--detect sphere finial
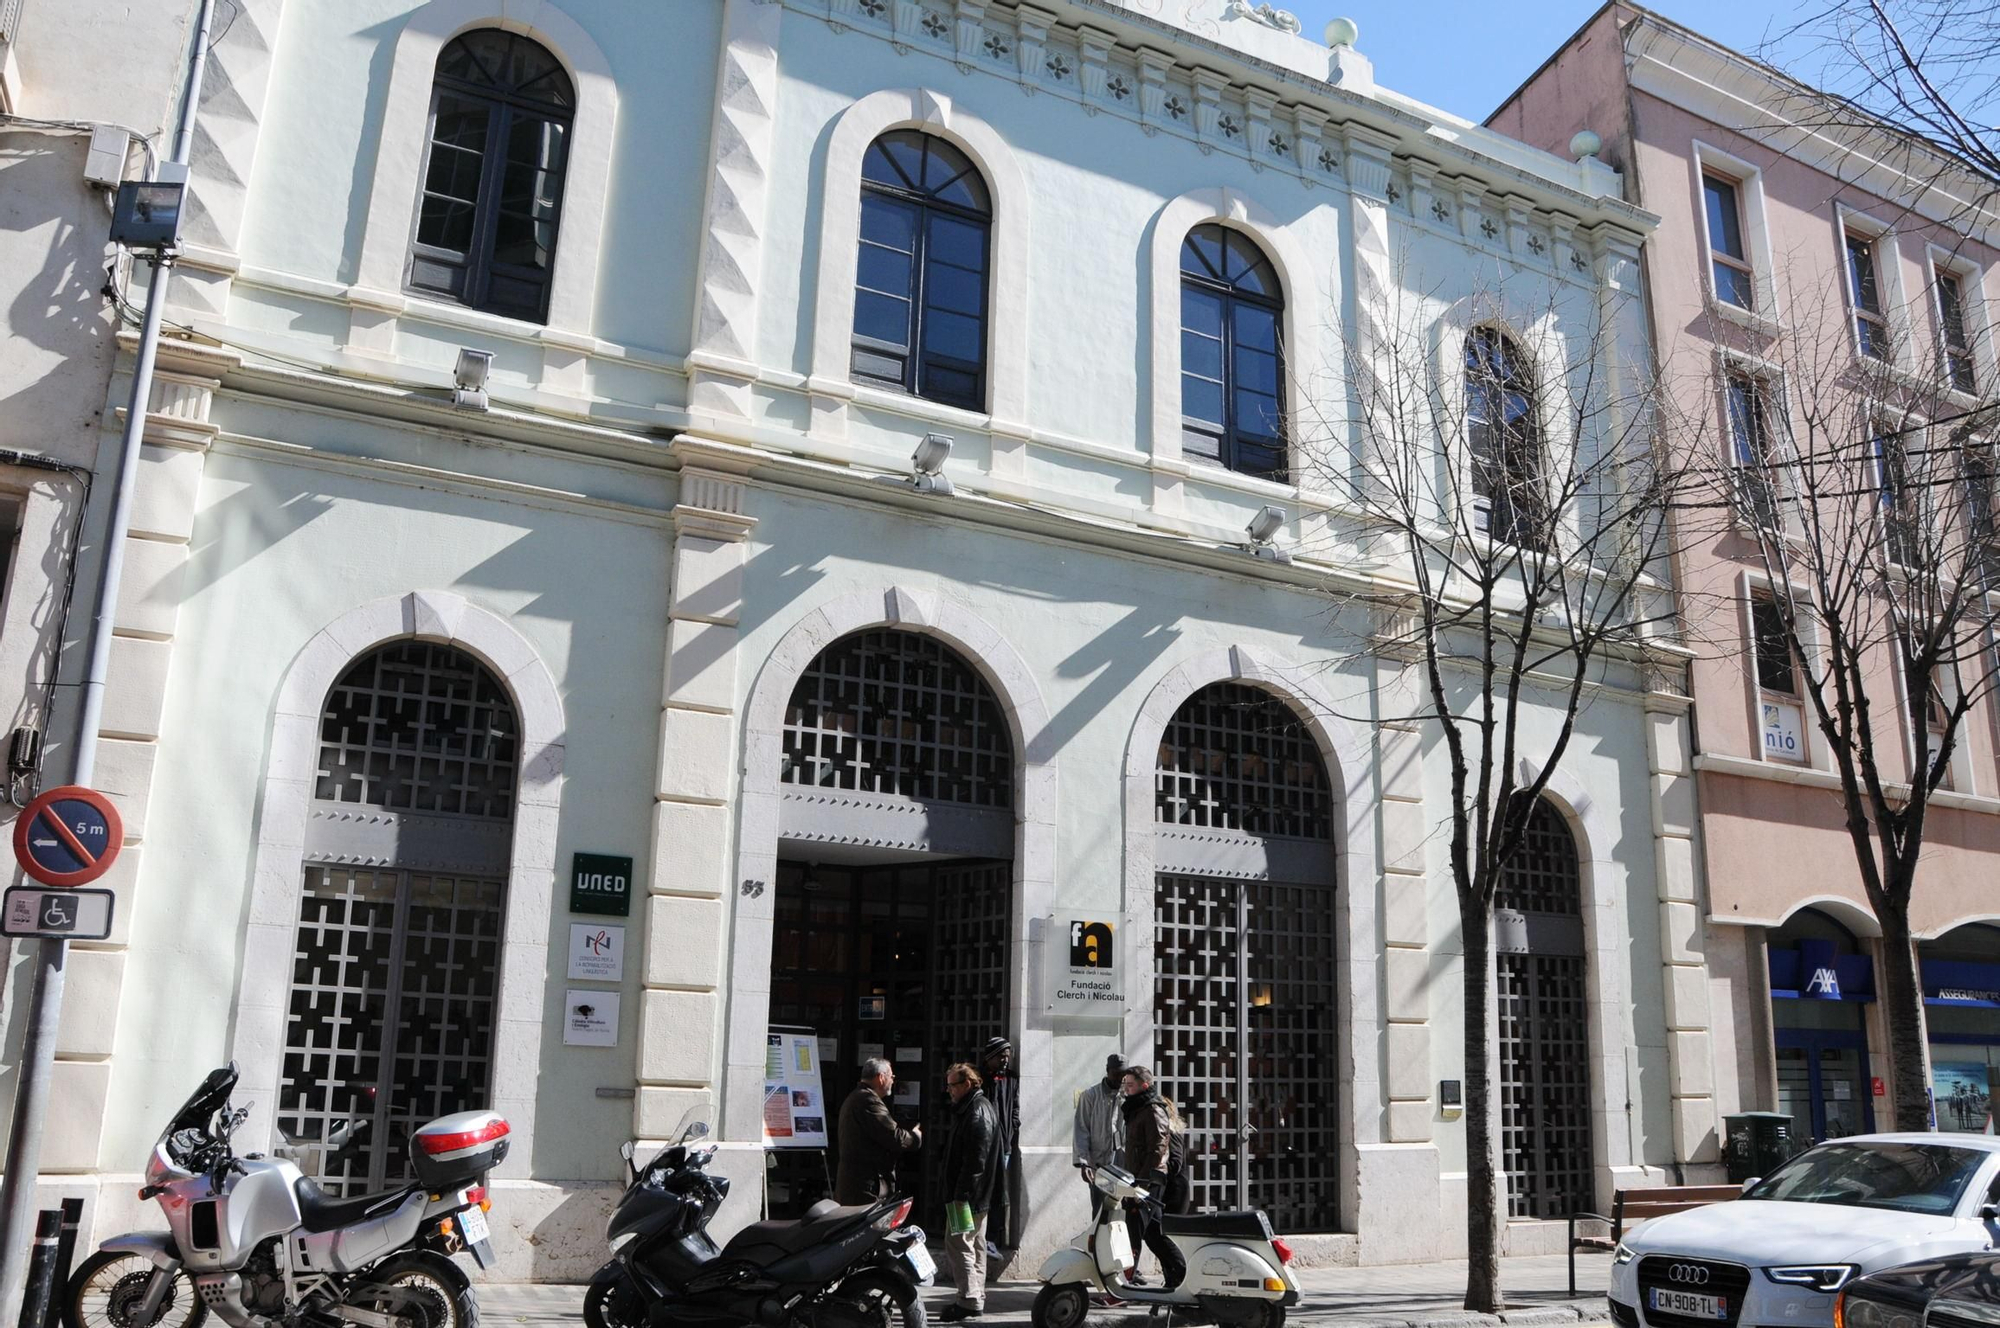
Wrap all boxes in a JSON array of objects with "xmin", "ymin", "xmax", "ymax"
[
  {"xmin": 1570, "ymin": 129, "xmax": 1604, "ymax": 161},
  {"xmin": 1324, "ymin": 16, "xmax": 1359, "ymax": 48}
]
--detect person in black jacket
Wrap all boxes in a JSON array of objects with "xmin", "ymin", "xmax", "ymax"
[
  {"xmin": 1118, "ymin": 1065, "xmax": 1186, "ymax": 1289},
  {"xmin": 940, "ymin": 1063, "xmax": 1000, "ymax": 1320},
  {"xmin": 978, "ymin": 1035, "xmax": 1019, "ymax": 1254},
  {"xmin": 834, "ymin": 1058, "xmax": 920, "ymax": 1205}
]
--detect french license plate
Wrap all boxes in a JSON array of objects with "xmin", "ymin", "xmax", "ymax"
[
  {"xmin": 458, "ymin": 1205, "xmax": 494, "ymax": 1268},
  {"xmin": 904, "ymin": 1239, "xmax": 936, "ymax": 1285},
  {"xmin": 1649, "ymin": 1287, "xmax": 1728, "ymax": 1320}
]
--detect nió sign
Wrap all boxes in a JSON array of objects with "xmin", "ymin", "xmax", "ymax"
[
  {"xmin": 1045, "ymin": 911, "xmax": 1123, "ymax": 1015},
  {"xmin": 570, "ymin": 852, "xmax": 634, "ymax": 917}
]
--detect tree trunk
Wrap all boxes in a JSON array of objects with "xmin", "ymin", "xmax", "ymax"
[
  {"xmin": 1462, "ymin": 895, "xmax": 1503, "ymax": 1312},
  {"xmin": 1875, "ymin": 897, "xmax": 1929, "ymax": 1132}
]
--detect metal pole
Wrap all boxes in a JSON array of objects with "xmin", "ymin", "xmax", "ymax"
[{"xmin": 0, "ymin": 1, "xmax": 214, "ymax": 1316}]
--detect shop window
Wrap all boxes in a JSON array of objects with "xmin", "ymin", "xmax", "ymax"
[
  {"xmin": 1767, "ymin": 908, "xmax": 1877, "ymax": 1145},
  {"xmin": 1919, "ymin": 923, "xmax": 2000, "ymax": 1134}
]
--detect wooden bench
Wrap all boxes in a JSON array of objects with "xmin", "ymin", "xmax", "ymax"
[{"xmin": 1568, "ymin": 1185, "xmax": 1741, "ymax": 1295}]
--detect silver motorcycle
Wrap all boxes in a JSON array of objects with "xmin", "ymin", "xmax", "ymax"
[{"xmin": 63, "ymin": 1064, "xmax": 509, "ymax": 1328}]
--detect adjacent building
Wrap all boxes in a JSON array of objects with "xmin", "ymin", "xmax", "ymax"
[{"xmin": 1494, "ymin": 4, "xmax": 2000, "ymax": 1151}]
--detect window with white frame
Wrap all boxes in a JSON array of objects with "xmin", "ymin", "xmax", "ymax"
[
  {"xmin": 1703, "ymin": 172, "xmax": 1757, "ymax": 310},
  {"xmin": 1845, "ymin": 228, "xmax": 1893, "ymax": 362},
  {"xmin": 1465, "ymin": 327, "xmax": 1544, "ymax": 549},
  {"xmin": 1962, "ymin": 442, "xmax": 2000, "ymax": 589},
  {"xmin": 1934, "ymin": 262, "xmax": 1979, "ymax": 394},
  {"xmin": 1725, "ymin": 371, "xmax": 1782, "ymax": 529},
  {"xmin": 1750, "ymin": 593, "xmax": 1808, "ymax": 764},
  {"xmin": 1872, "ymin": 424, "xmax": 1923, "ymax": 568},
  {"xmin": 1909, "ymin": 663, "xmax": 1953, "ymax": 790}
]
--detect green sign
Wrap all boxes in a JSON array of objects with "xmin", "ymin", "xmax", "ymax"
[{"xmin": 570, "ymin": 853, "xmax": 634, "ymax": 917}]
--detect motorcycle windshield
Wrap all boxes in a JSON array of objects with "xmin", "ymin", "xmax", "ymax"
[{"xmin": 162, "ymin": 1063, "xmax": 238, "ymax": 1140}]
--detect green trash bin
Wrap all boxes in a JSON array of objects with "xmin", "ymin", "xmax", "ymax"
[{"xmin": 1722, "ymin": 1111, "xmax": 1794, "ymax": 1184}]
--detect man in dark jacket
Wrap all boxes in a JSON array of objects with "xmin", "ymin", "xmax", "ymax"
[
  {"xmin": 940, "ymin": 1063, "xmax": 999, "ymax": 1320},
  {"xmin": 834, "ymin": 1058, "xmax": 920, "ymax": 1205},
  {"xmin": 978, "ymin": 1035, "xmax": 1019, "ymax": 1254},
  {"xmin": 1118, "ymin": 1065, "xmax": 1186, "ymax": 1289}
]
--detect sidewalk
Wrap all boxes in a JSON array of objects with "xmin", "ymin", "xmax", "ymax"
[{"xmin": 480, "ymin": 1251, "xmax": 1613, "ymax": 1328}]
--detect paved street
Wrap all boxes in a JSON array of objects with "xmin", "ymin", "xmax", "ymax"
[{"xmin": 480, "ymin": 1251, "xmax": 1612, "ymax": 1328}]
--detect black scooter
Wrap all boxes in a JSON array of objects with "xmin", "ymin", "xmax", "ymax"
[{"xmin": 585, "ymin": 1115, "xmax": 934, "ymax": 1328}]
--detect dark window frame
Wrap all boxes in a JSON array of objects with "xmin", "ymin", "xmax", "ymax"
[
  {"xmin": 1464, "ymin": 326, "xmax": 1546, "ymax": 549},
  {"xmin": 407, "ymin": 31, "xmax": 574, "ymax": 323},
  {"xmin": 1179, "ymin": 223, "xmax": 1289, "ymax": 483},
  {"xmin": 1703, "ymin": 172, "xmax": 1757, "ymax": 310},
  {"xmin": 1749, "ymin": 594, "xmax": 1799, "ymax": 697},
  {"xmin": 850, "ymin": 130, "xmax": 992, "ymax": 413}
]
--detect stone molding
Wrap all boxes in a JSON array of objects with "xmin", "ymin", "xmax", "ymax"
[{"xmin": 234, "ymin": 590, "xmax": 566, "ymax": 1177}]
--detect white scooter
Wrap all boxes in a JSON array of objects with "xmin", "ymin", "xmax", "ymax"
[{"xmin": 1031, "ymin": 1164, "xmax": 1297, "ymax": 1328}]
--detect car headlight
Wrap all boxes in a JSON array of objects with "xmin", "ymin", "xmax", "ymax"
[
  {"xmin": 1837, "ymin": 1291, "xmax": 1921, "ymax": 1328},
  {"xmin": 1766, "ymin": 1265, "xmax": 1859, "ymax": 1293},
  {"xmin": 1614, "ymin": 1242, "xmax": 1637, "ymax": 1265}
]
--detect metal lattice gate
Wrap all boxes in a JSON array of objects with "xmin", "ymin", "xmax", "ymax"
[
  {"xmin": 277, "ymin": 641, "xmax": 518, "ymax": 1195},
  {"xmin": 924, "ymin": 861, "xmax": 1013, "ymax": 1231},
  {"xmin": 1495, "ymin": 798, "xmax": 1593, "ymax": 1219},
  {"xmin": 1155, "ymin": 874, "xmax": 1339, "ymax": 1231}
]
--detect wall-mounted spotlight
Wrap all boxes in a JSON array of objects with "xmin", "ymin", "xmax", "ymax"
[
  {"xmin": 1244, "ymin": 504, "xmax": 1292, "ymax": 563},
  {"xmin": 911, "ymin": 432, "xmax": 954, "ymax": 495},
  {"xmin": 452, "ymin": 348, "xmax": 494, "ymax": 411}
]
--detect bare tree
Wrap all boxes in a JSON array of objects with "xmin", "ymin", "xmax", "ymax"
[
  {"xmin": 1684, "ymin": 260, "xmax": 2000, "ymax": 1131},
  {"xmin": 1295, "ymin": 246, "xmax": 1684, "ymax": 1312}
]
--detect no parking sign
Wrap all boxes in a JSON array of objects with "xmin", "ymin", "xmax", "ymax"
[{"xmin": 13, "ymin": 785, "xmax": 123, "ymax": 887}]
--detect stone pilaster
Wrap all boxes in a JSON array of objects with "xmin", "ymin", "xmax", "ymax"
[
  {"xmin": 47, "ymin": 336, "xmax": 236, "ymax": 1172},
  {"xmin": 1376, "ymin": 645, "xmax": 1432, "ymax": 1143},
  {"xmin": 1647, "ymin": 682, "xmax": 1719, "ymax": 1165},
  {"xmin": 634, "ymin": 439, "xmax": 757, "ymax": 1142}
]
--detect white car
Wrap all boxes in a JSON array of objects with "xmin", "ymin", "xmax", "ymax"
[{"xmin": 1609, "ymin": 1134, "xmax": 2000, "ymax": 1328}]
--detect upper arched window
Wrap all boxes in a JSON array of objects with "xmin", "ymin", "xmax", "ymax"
[
  {"xmin": 408, "ymin": 30, "xmax": 575, "ymax": 322},
  {"xmin": 1465, "ymin": 328, "xmax": 1545, "ymax": 548},
  {"xmin": 851, "ymin": 131, "xmax": 991, "ymax": 411},
  {"xmin": 1180, "ymin": 224, "xmax": 1287, "ymax": 482}
]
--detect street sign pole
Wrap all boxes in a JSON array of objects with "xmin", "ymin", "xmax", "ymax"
[{"xmin": 0, "ymin": 3, "xmax": 213, "ymax": 1317}]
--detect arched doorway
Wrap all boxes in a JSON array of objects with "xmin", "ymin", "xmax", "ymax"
[
  {"xmin": 276, "ymin": 640, "xmax": 518, "ymax": 1193},
  {"xmin": 1919, "ymin": 922, "xmax": 2000, "ymax": 1133},
  {"xmin": 1151, "ymin": 681, "xmax": 1338, "ymax": 1230},
  {"xmin": 1766, "ymin": 907, "xmax": 1876, "ymax": 1143},
  {"xmin": 1495, "ymin": 796, "xmax": 1593, "ymax": 1219},
  {"xmin": 770, "ymin": 629, "xmax": 1015, "ymax": 1223}
]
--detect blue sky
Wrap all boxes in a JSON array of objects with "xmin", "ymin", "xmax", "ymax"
[{"xmin": 1281, "ymin": 1, "xmax": 1797, "ymax": 123}]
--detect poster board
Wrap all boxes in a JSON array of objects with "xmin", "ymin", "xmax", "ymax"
[{"xmin": 763, "ymin": 1027, "xmax": 829, "ymax": 1148}]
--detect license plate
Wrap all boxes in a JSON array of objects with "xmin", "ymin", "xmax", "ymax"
[
  {"xmin": 458, "ymin": 1205, "xmax": 490, "ymax": 1245},
  {"xmin": 904, "ymin": 1241, "xmax": 936, "ymax": 1284},
  {"xmin": 1649, "ymin": 1287, "xmax": 1728, "ymax": 1320}
]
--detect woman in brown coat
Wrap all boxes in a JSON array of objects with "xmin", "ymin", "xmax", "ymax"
[{"xmin": 1117, "ymin": 1066, "xmax": 1185, "ymax": 1288}]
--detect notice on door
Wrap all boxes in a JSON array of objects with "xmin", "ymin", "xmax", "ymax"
[
  {"xmin": 763, "ymin": 1029, "xmax": 828, "ymax": 1148},
  {"xmin": 1044, "ymin": 912, "xmax": 1124, "ymax": 1016}
]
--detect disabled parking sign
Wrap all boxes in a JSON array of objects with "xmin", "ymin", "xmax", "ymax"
[{"xmin": 13, "ymin": 785, "xmax": 123, "ymax": 886}]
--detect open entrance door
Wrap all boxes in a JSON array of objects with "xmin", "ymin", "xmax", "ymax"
[{"xmin": 768, "ymin": 857, "xmax": 1011, "ymax": 1228}]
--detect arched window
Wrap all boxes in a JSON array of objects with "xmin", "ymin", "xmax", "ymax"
[
  {"xmin": 409, "ymin": 30, "xmax": 574, "ymax": 321},
  {"xmin": 1152, "ymin": 683, "xmax": 1337, "ymax": 1230},
  {"xmin": 1495, "ymin": 796, "xmax": 1592, "ymax": 1218},
  {"xmin": 1180, "ymin": 224, "xmax": 1287, "ymax": 481},
  {"xmin": 851, "ymin": 131, "xmax": 991, "ymax": 411},
  {"xmin": 1465, "ymin": 328, "xmax": 1545, "ymax": 547},
  {"xmin": 278, "ymin": 641, "xmax": 518, "ymax": 1194}
]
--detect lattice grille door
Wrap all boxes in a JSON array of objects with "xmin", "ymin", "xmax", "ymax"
[
  {"xmin": 783, "ymin": 630, "xmax": 1012, "ymax": 807},
  {"xmin": 279, "ymin": 642, "xmax": 517, "ymax": 1195},
  {"xmin": 1495, "ymin": 799, "xmax": 1592, "ymax": 1219},
  {"xmin": 923, "ymin": 861, "xmax": 1013, "ymax": 1230}
]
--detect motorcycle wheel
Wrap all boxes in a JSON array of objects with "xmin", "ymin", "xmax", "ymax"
[
  {"xmin": 1031, "ymin": 1283, "xmax": 1090, "ymax": 1328},
  {"xmin": 832, "ymin": 1271, "xmax": 925, "ymax": 1328},
  {"xmin": 350, "ymin": 1252, "xmax": 477, "ymax": 1328},
  {"xmin": 583, "ymin": 1279, "xmax": 647, "ymax": 1328},
  {"xmin": 62, "ymin": 1250, "xmax": 208, "ymax": 1328}
]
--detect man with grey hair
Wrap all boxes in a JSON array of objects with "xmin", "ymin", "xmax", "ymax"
[{"xmin": 835, "ymin": 1056, "xmax": 921, "ymax": 1205}]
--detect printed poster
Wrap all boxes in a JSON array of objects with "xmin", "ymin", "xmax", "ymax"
[
  {"xmin": 763, "ymin": 1029, "xmax": 829, "ymax": 1148},
  {"xmin": 1933, "ymin": 1061, "xmax": 1992, "ymax": 1132}
]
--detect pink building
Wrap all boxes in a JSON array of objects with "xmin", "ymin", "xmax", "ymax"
[{"xmin": 1495, "ymin": 5, "xmax": 2000, "ymax": 1153}]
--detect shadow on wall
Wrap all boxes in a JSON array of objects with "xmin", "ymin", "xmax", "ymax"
[
  {"xmin": 482, "ymin": 1179, "xmax": 622, "ymax": 1283},
  {"xmin": 0, "ymin": 147, "xmax": 119, "ymax": 455}
]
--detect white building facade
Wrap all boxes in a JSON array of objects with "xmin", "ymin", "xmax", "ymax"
[{"xmin": 7, "ymin": 0, "xmax": 1721, "ymax": 1276}]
